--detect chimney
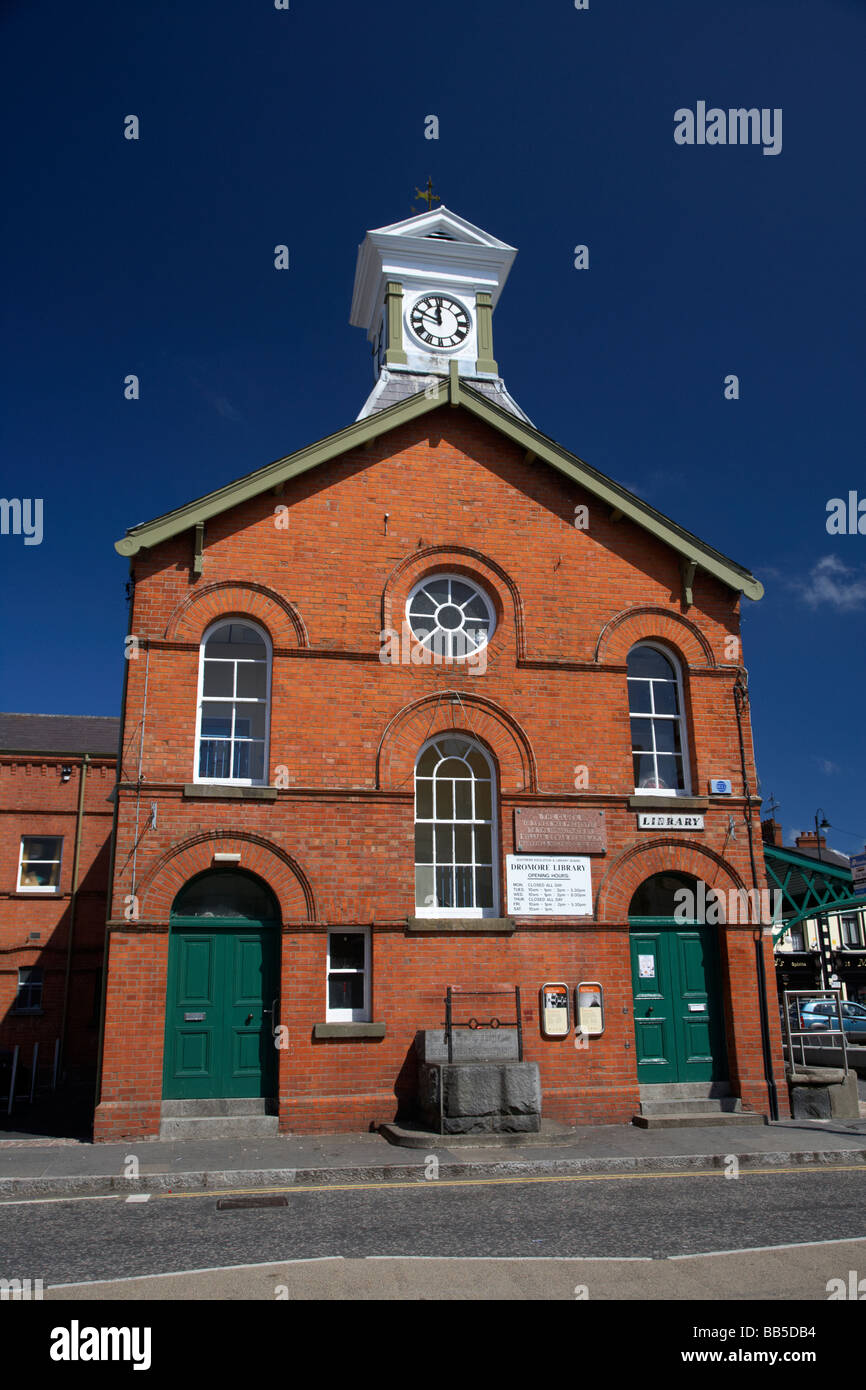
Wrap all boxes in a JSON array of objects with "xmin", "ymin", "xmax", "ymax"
[
  {"xmin": 761, "ymin": 818, "xmax": 784, "ymax": 847},
  {"xmin": 795, "ymin": 830, "xmax": 826, "ymax": 853}
]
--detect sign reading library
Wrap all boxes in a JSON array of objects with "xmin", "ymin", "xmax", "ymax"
[{"xmin": 506, "ymin": 856, "xmax": 592, "ymax": 916}]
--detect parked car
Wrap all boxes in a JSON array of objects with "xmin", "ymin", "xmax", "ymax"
[{"xmin": 787, "ymin": 999, "xmax": 866, "ymax": 1043}]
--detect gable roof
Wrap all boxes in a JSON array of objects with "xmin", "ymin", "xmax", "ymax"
[{"xmin": 115, "ymin": 365, "xmax": 763, "ymax": 601}]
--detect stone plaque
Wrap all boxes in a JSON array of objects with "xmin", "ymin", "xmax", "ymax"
[
  {"xmin": 637, "ymin": 811, "xmax": 704, "ymax": 830},
  {"xmin": 506, "ymin": 855, "xmax": 593, "ymax": 916},
  {"xmin": 514, "ymin": 808, "xmax": 606, "ymax": 854}
]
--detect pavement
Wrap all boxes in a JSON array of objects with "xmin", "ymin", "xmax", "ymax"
[{"xmin": 3, "ymin": 1114, "xmax": 866, "ymax": 1201}]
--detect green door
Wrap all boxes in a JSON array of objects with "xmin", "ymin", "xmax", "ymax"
[
  {"xmin": 163, "ymin": 923, "xmax": 278, "ymax": 1100},
  {"xmin": 630, "ymin": 922, "xmax": 727, "ymax": 1084}
]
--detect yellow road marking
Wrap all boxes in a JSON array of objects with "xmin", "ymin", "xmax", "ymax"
[{"xmin": 158, "ymin": 1163, "xmax": 866, "ymax": 1199}]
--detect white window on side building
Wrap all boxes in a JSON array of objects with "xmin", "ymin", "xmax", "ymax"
[{"xmin": 17, "ymin": 837, "xmax": 63, "ymax": 893}]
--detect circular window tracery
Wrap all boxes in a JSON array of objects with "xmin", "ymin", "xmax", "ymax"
[{"xmin": 406, "ymin": 574, "xmax": 495, "ymax": 659}]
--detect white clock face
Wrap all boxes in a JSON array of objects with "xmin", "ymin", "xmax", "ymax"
[{"xmin": 409, "ymin": 295, "xmax": 471, "ymax": 349}]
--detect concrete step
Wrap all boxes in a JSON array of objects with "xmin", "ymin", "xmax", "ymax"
[
  {"xmin": 160, "ymin": 1099, "xmax": 272, "ymax": 1118},
  {"xmin": 638, "ymin": 1082, "xmax": 731, "ymax": 1102},
  {"xmin": 638, "ymin": 1097, "xmax": 743, "ymax": 1117},
  {"xmin": 632, "ymin": 1111, "xmax": 766, "ymax": 1129},
  {"xmin": 159, "ymin": 1114, "xmax": 280, "ymax": 1141}
]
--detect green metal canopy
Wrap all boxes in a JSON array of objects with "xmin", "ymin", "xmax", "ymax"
[{"xmin": 765, "ymin": 843, "xmax": 866, "ymax": 942}]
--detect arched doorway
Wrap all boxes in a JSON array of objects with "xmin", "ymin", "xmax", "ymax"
[
  {"xmin": 163, "ymin": 871, "xmax": 279, "ymax": 1101},
  {"xmin": 629, "ymin": 872, "xmax": 727, "ymax": 1084}
]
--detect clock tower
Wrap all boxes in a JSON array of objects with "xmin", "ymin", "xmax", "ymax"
[{"xmin": 349, "ymin": 205, "xmax": 531, "ymax": 423}]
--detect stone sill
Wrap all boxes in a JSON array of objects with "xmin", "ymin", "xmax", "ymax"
[
  {"xmin": 628, "ymin": 795, "xmax": 709, "ymax": 812},
  {"xmin": 183, "ymin": 784, "xmax": 277, "ymax": 801},
  {"xmin": 406, "ymin": 917, "xmax": 515, "ymax": 934},
  {"xmin": 313, "ymin": 1022, "xmax": 386, "ymax": 1040}
]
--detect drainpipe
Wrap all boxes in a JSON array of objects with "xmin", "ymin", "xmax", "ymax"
[
  {"xmin": 58, "ymin": 752, "xmax": 90, "ymax": 1078},
  {"xmin": 733, "ymin": 673, "xmax": 780, "ymax": 1121}
]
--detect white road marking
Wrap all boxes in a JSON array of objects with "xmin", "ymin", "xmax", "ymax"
[{"xmin": 668, "ymin": 1234, "xmax": 866, "ymax": 1260}]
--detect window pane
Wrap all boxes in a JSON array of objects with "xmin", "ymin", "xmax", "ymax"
[
  {"xmin": 474, "ymin": 825, "xmax": 492, "ymax": 864},
  {"xmin": 634, "ymin": 753, "xmax": 658, "ymax": 788},
  {"xmin": 330, "ymin": 933, "xmax": 365, "ymax": 971},
  {"xmin": 474, "ymin": 779, "xmax": 491, "ymax": 820},
  {"xmin": 20, "ymin": 861, "xmax": 59, "ymax": 888},
  {"xmin": 438, "ymin": 738, "xmax": 468, "ymax": 758},
  {"xmin": 328, "ymin": 974, "xmax": 364, "ymax": 1010},
  {"xmin": 435, "ymin": 824, "xmax": 453, "ymax": 863},
  {"xmin": 454, "ymin": 865, "xmax": 473, "ymax": 908},
  {"xmin": 463, "ymin": 596, "xmax": 489, "ymax": 621},
  {"xmin": 415, "ymin": 824, "xmax": 433, "ymax": 863},
  {"xmin": 410, "ymin": 593, "xmax": 437, "ymax": 616},
  {"xmin": 436, "ymin": 865, "xmax": 455, "ymax": 907},
  {"xmin": 436, "ymin": 781, "xmax": 453, "ymax": 819},
  {"xmin": 628, "ymin": 647, "xmax": 674, "ymax": 679},
  {"xmin": 630, "ymin": 717, "xmax": 654, "ymax": 752},
  {"xmin": 201, "ymin": 703, "xmax": 234, "ymax": 737},
  {"xmin": 450, "ymin": 581, "xmax": 474, "ymax": 606},
  {"xmin": 415, "ymin": 865, "xmax": 434, "ymax": 908},
  {"xmin": 653, "ymin": 719, "xmax": 681, "ymax": 754},
  {"xmin": 234, "ymin": 742, "xmax": 265, "ymax": 780},
  {"xmin": 454, "ymin": 825, "xmax": 472, "ymax": 863},
  {"xmin": 236, "ymin": 663, "xmax": 267, "ymax": 698},
  {"xmin": 173, "ymin": 872, "xmax": 276, "ymax": 919},
  {"xmin": 655, "ymin": 755, "xmax": 683, "ymax": 790},
  {"xmin": 475, "ymin": 866, "xmax": 493, "ymax": 907},
  {"xmin": 208, "ymin": 624, "xmax": 266, "ymax": 655},
  {"xmin": 627, "ymin": 679, "xmax": 652, "ymax": 714},
  {"xmin": 203, "ymin": 662, "xmax": 234, "ymax": 697},
  {"xmin": 415, "ymin": 780, "xmax": 433, "ymax": 818},
  {"xmin": 417, "ymin": 747, "xmax": 437, "ymax": 776},
  {"xmin": 454, "ymin": 780, "xmax": 472, "ymax": 819},
  {"xmin": 466, "ymin": 750, "xmax": 489, "ymax": 778},
  {"xmin": 652, "ymin": 680, "xmax": 679, "ymax": 716},
  {"xmin": 199, "ymin": 740, "xmax": 231, "ymax": 778},
  {"xmin": 425, "ymin": 579, "xmax": 450, "ymax": 605},
  {"xmin": 438, "ymin": 758, "xmax": 467, "ymax": 778},
  {"xmin": 23, "ymin": 837, "xmax": 61, "ymax": 863}
]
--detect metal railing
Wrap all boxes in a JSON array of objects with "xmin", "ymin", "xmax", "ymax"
[{"xmin": 782, "ymin": 989, "xmax": 849, "ymax": 1076}]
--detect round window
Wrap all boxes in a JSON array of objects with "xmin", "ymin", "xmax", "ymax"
[{"xmin": 406, "ymin": 574, "xmax": 495, "ymax": 660}]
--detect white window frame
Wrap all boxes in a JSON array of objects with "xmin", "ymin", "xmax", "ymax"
[
  {"xmin": 17, "ymin": 836, "xmax": 63, "ymax": 893},
  {"xmin": 414, "ymin": 735, "xmax": 500, "ymax": 918},
  {"xmin": 14, "ymin": 967, "xmax": 43, "ymax": 1013},
  {"xmin": 405, "ymin": 573, "xmax": 496, "ymax": 662},
  {"xmin": 840, "ymin": 912, "xmax": 864, "ymax": 949},
  {"xmin": 326, "ymin": 928, "xmax": 371, "ymax": 1023},
  {"xmin": 194, "ymin": 619, "xmax": 272, "ymax": 786},
  {"xmin": 627, "ymin": 642, "xmax": 692, "ymax": 798}
]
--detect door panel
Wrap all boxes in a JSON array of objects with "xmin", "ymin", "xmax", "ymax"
[
  {"xmin": 631, "ymin": 923, "xmax": 727, "ymax": 1084},
  {"xmin": 163, "ymin": 925, "xmax": 278, "ymax": 1100}
]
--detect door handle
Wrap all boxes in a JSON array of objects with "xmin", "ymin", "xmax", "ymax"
[
  {"xmin": 646, "ymin": 1006, "xmax": 654, "ymax": 1014},
  {"xmin": 245, "ymin": 1013, "xmax": 254, "ymax": 1025},
  {"xmin": 263, "ymin": 998, "xmax": 279, "ymax": 1025}
]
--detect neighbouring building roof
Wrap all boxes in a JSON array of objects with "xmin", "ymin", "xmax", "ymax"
[{"xmin": 0, "ymin": 713, "xmax": 120, "ymax": 756}]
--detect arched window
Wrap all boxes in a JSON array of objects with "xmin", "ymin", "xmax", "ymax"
[
  {"xmin": 171, "ymin": 870, "xmax": 277, "ymax": 920},
  {"xmin": 195, "ymin": 621, "xmax": 271, "ymax": 784},
  {"xmin": 414, "ymin": 736, "xmax": 497, "ymax": 916},
  {"xmin": 627, "ymin": 644, "xmax": 690, "ymax": 795}
]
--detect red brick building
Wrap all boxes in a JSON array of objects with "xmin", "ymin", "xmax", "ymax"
[
  {"xmin": 94, "ymin": 207, "xmax": 788, "ymax": 1141},
  {"xmin": 0, "ymin": 714, "xmax": 118, "ymax": 1101}
]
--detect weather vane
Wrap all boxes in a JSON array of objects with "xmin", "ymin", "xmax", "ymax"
[{"xmin": 414, "ymin": 177, "xmax": 440, "ymax": 213}]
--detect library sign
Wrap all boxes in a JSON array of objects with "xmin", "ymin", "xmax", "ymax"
[{"xmin": 506, "ymin": 856, "xmax": 593, "ymax": 917}]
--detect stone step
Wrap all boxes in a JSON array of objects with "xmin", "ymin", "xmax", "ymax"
[
  {"xmin": 158, "ymin": 1114, "xmax": 280, "ymax": 1141},
  {"xmin": 632, "ymin": 1111, "xmax": 765, "ymax": 1130},
  {"xmin": 638, "ymin": 1082, "xmax": 731, "ymax": 1102},
  {"xmin": 160, "ymin": 1099, "xmax": 272, "ymax": 1118},
  {"xmin": 638, "ymin": 1097, "xmax": 743, "ymax": 1117}
]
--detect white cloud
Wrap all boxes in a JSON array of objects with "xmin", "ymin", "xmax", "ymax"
[{"xmin": 795, "ymin": 555, "xmax": 866, "ymax": 610}]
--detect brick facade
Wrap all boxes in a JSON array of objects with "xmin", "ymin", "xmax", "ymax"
[
  {"xmin": 93, "ymin": 407, "xmax": 788, "ymax": 1140},
  {"xmin": 0, "ymin": 752, "xmax": 115, "ymax": 1087}
]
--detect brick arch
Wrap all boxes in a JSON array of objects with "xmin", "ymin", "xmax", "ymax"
[
  {"xmin": 376, "ymin": 691, "xmax": 537, "ymax": 792},
  {"xmin": 382, "ymin": 546, "xmax": 526, "ymax": 661},
  {"xmin": 165, "ymin": 581, "xmax": 309, "ymax": 647},
  {"xmin": 136, "ymin": 831, "xmax": 315, "ymax": 922},
  {"xmin": 595, "ymin": 606, "xmax": 715, "ymax": 668},
  {"xmin": 594, "ymin": 839, "xmax": 747, "ymax": 924}
]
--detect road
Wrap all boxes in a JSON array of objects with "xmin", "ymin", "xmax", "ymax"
[{"xmin": 2, "ymin": 1164, "xmax": 866, "ymax": 1299}]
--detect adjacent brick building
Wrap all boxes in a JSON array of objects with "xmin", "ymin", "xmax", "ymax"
[
  {"xmin": 92, "ymin": 206, "xmax": 788, "ymax": 1141},
  {"xmin": 0, "ymin": 714, "xmax": 118, "ymax": 1096}
]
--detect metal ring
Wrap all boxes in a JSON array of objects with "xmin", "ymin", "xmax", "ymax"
[
  {"xmin": 490, "ymin": 1017, "xmax": 500, "ymax": 1029},
  {"xmin": 468, "ymin": 1017, "xmax": 478, "ymax": 1029}
]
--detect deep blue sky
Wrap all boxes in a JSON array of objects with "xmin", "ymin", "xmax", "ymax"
[{"xmin": 1, "ymin": 0, "xmax": 864, "ymax": 856}]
